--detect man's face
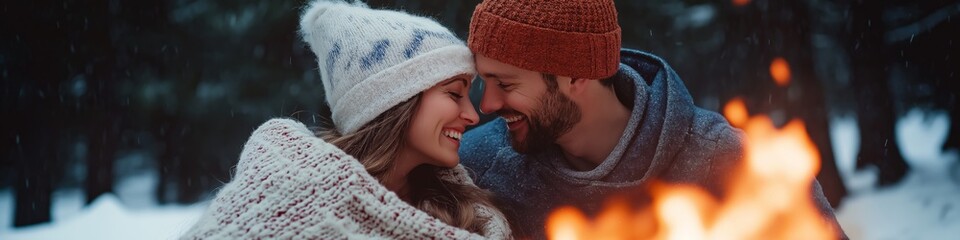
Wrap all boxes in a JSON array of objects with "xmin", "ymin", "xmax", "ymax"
[{"xmin": 475, "ymin": 54, "xmax": 582, "ymax": 154}]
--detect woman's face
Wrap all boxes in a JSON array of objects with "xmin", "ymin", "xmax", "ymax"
[{"xmin": 404, "ymin": 75, "xmax": 479, "ymax": 168}]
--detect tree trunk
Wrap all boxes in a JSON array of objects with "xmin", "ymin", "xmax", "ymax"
[
  {"xmin": 722, "ymin": 0, "xmax": 849, "ymax": 207},
  {"xmin": 779, "ymin": 0, "xmax": 849, "ymax": 208},
  {"xmin": 156, "ymin": 116, "xmax": 183, "ymax": 204},
  {"xmin": 849, "ymin": 0, "xmax": 909, "ymax": 186},
  {"xmin": 947, "ymin": 106, "xmax": 959, "ymax": 151},
  {"xmin": 81, "ymin": 0, "xmax": 120, "ymax": 204},
  {"xmin": 86, "ymin": 122, "xmax": 119, "ymax": 204},
  {"xmin": 13, "ymin": 127, "xmax": 58, "ymax": 227},
  {"xmin": 3, "ymin": 0, "xmax": 69, "ymax": 226}
]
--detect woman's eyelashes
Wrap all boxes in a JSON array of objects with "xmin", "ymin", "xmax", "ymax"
[
  {"xmin": 446, "ymin": 89, "xmax": 464, "ymax": 100},
  {"xmin": 441, "ymin": 78, "xmax": 469, "ymax": 100}
]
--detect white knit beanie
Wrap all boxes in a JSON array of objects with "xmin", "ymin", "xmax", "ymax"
[{"xmin": 300, "ymin": 0, "xmax": 476, "ymax": 134}]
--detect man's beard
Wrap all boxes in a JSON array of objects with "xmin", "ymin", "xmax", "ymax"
[{"xmin": 509, "ymin": 87, "xmax": 582, "ymax": 154}]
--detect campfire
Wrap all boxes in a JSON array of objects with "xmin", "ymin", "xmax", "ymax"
[{"xmin": 545, "ymin": 59, "xmax": 841, "ymax": 240}]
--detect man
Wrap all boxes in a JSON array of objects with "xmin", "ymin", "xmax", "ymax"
[{"xmin": 458, "ymin": 0, "xmax": 846, "ymax": 239}]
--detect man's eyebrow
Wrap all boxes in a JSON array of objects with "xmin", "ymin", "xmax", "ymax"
[{"xmin": 481, "ymin": 72, "xmax": 516, "ymax": 80}]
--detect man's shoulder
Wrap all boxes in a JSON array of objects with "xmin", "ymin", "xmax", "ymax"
[
  {"xmin": 461, "ymin": 118, "xmax": 509, "ymax": 155},
  {"xmin": 459, "ymin": 119, "xmax": 514, "ymax": 179},
  {"xmin": 678, "ymin": 107, "xmax": 746, "ymax": 176},
  {"xmin": 688, "ymin": 107, "xmax": 745, "ymax": 146}
]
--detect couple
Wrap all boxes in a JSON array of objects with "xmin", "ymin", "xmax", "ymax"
[{"xmin": 184, "ymin": 0, "xmax": 847, "ymax": 239}]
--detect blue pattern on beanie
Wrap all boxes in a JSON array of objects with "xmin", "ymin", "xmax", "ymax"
[
  {"xmin": 404, "ymin": 29, "xmax": 457, "ymax": 58},
  {"xmin": 361, "ymin": 39, "xmax": 391, "ymax": 70},
  {"xmin": 325, "ymin": 42, "xmax": 341, "ymax": 88}
]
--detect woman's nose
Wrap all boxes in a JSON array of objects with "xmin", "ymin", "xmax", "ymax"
[{"xmin": 462, "ymin": 99, "xmax": 480, "ymax": 125}]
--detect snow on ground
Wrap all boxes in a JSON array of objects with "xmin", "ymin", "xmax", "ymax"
[
  {"xmin": 0, "ymin": 192, "xmax": 204, "ymax": 240},
  {"xmin": 0, "ymin": 171, "xmax": 207, "ymax": 240},
  {"xmin": 832, "ymin": 109, "xmax": 960, "ymax": 240},
  {"xmin": 0, "ymin": 108, "xmax": 957, "ymax": 240}
]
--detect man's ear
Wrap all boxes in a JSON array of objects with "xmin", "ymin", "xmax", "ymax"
[{"xmin": 566, "ymin": 77, "xmax": 592, "ymax": 95}]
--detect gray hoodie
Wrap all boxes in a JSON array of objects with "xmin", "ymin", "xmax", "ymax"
[{"xmin": 459, "ymin": 49, "xmax": 845, "ymax": 239}]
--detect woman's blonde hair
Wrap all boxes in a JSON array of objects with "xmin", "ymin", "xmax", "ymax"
[{"xmin": 316, "ymin": 94, "xmax": 497, "ymax": 233}]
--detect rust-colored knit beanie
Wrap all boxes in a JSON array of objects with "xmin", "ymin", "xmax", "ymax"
[{"xmin": 468, "ymin": 0, "xmax": 621, "ymax": 79}]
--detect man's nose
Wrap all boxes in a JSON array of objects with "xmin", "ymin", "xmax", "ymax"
[{"xmin": 479, "ymin": 82, "xmax": 503, "ymax": 115}]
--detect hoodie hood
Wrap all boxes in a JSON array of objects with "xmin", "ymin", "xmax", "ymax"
[{"xmin": 536, "ymin": 49, "xmax": 698, "ymax": 185}]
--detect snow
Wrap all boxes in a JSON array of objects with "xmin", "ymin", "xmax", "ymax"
[
  {"xmin": 832, "ymin": 109, "xmax": 960, "ymax": 240},
  {"xmin": 0, "ymin": 193, "xmax": 204, "ymax": 240},
  {"xmin": 0, "ymin": 108, "xmax": 957, "ymax": 240},
  {"xmin": 0, "ymin": 171, "xmax": 207, "ymax": 240}
]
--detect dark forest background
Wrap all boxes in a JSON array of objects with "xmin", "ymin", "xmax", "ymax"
[{"xmin": 2, "ymin": 0, "xmax": 958, "ymax": 227}]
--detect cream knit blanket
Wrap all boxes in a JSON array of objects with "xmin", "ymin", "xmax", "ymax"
[{"xmin": 181, "ymin": 119, "xmax": 511, "ymax": 239}]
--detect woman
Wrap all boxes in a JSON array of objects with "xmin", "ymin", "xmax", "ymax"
[{"xmin": 181, "ymin": 1, "xmax": 510, "ymax": 239}]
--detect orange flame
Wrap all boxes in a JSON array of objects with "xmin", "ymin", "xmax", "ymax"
[
  {"xmin": 546, "ymin": 197, "xmax": 660, "ymax": 240},
  {"xmin": 723, "ymin": 97, "xmax": 748, "ymax": 127},
  {"xmin": 546, "ymin": 206, "xmax": 589, "ymax": 240},
  {"xmin": 732, "ymin": 0, "xmax": 751, "ymax": 7},
  {"xmin": 544, "ymin": 100, "xmax": 838, "ymax": 240},
  {"xmin": 770, "ymin": 57, "xmax": 792, "ymax": 86}
]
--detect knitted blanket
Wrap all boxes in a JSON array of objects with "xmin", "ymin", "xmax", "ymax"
[{"xmin": 181, "ymin": 119, "xmax": 511, "ymax": 239}]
